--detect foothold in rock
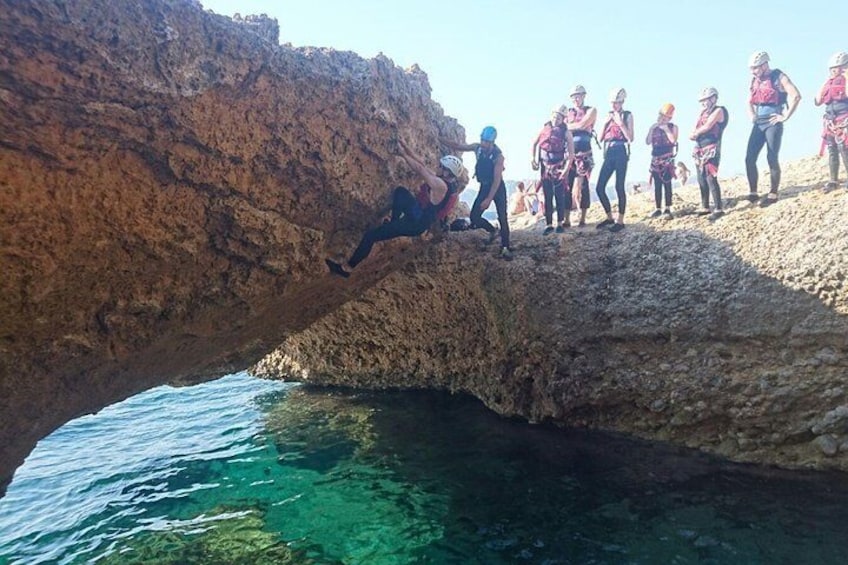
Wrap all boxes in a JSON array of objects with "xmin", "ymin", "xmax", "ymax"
[{"xmin": 812, "ymin": 434, "xmax": 839, "ymax": 457}]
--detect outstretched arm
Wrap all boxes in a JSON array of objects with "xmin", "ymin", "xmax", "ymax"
[
  {"xmin": 398, "ymin": 140, "xmax": 447, "ymax": 202},
  {"xmin": 440, "ymin": 136, "xmax": 479, "ymax": 152}
]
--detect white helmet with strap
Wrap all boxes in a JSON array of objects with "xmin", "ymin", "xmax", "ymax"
[
  {"xmin": 439, "ymin": 155, "xmax": 464, "ymax": 178},
  {"xmin": 609, "ymin": 87, "xmax": 626, "ymax": 103},
  {"xmin": 699, "ymin": 87, "xmax": 719, "ymax": 101},
  {"xmin": 829, "ymin": 51, "xmax": 848, "ymax": 68},
  {"xmin": 749, "ymin": 50, "xmax": 770, "ymax": 67}
]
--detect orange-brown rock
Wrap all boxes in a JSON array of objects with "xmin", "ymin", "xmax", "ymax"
[
  {"xmin": 0, "ymin": 0, "xmax": 463, "ymax": 494},
  {"xmin": 255, "ymin": 158, "xmax": 848, "ymax": 473}
]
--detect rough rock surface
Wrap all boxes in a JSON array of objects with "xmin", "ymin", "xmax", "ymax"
[
  {"xmin": 0, "ymin": 0, "xmax": 463, "ymax": 493},
  {"xmin": 255, "ymin": 157, "xmax": 848, "ymax": 472}
]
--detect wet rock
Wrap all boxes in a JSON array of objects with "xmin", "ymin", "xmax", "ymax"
[{"xmin": 813, "ymin": 435, "xmax": 839, "ymax": 457}]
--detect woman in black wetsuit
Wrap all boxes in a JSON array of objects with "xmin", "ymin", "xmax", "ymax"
[
  {"xmin": 596, "ymin": 87, "xmax": 634, "ymax": 233},
  {"xmin": 325, "ymin": 141, "xmax": 467, "ymax": 278}
]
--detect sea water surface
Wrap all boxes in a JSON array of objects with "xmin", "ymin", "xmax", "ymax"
[{"xmin": 1, "ymin": 372, "xmax": 848, "ymax": 564}]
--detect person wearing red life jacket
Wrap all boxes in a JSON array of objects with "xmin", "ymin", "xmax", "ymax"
[
  {"xmin": 745, "ymin": 51, "xmax": 802, "ymax": 207},
  {"xmin": 565, "ymin": 85, "xmax": 597, "ymax": 227},
  {"xmin": 441, "ymin": 126, "xmax": 513, "ymax": 260},
  {"xmin": 596, "ymin": 87, "xmax": 634, "ymax": 232},
  {"xmin": 531, "ymin": 105, "xmax": 575, "ymax": 234},
  {"xmin": 645, "ymin": 103, "xmax": 679, "ymax": 218},
  {"xmin": 325, "ymin": 141, "xmax": 467, "ymax": 278},
  {"xmin": 689, "ymin": 87, "xmax": 728, "ymax": 220},
  {"xmin": 815, "ymin": 51, "xmax": 848, "ymax": 192}
]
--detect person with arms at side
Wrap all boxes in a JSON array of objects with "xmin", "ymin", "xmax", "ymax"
[
  {"xmin": 441, "ymin": 126, "xmax": 513, "ymax": 260},
  {"xmin": 325, "ymin": 141, "xmax": 467, "ymax": 278},
  {"xmin": 595, "ymin": 87, "xmax": 634, "ymax": 232},
  {"xmin": 689, "ymin": 87, "xmax": 729, "ymax": 221},
  {"xmin": 815, "ymin": 51, "xmax": 848, "ymax": 192},
  {"xmin": 565, "ymin": 85, "xmax": 597, "ymax": 227},
  {"xmin": 646, "ymin": 103, "xmax": 679, "ymax": 218},
  {"xmin": 531, "ymin": 105, "xmax": 575, "ymax": 233},
  {"xmin": 745, "ymin": 50, "xmax": 802, "ymax": 207}
]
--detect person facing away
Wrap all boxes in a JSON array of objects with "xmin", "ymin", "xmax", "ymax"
[
  {"xmin": 815, "ymin": 51, "xmax": 848, "ymax": 192},
  {"xmin": 531, "ymin": 105, "xmax": 575, "ymax": 233},
  {"xmin": 745, "ymin": 50, "xmax": 802, "ymax": 207},
  {"xmin": 595, "ymin": 87, "xmax": 634, "ymax": 232},
  {"xmin": 441, "ymin": 126, "xmax": 513, "ymax": 260},
  {"xmin": 689, "ymin": 87, "xmax": 728, "ymax": 220},
  {"xmin": 646, "ymin": 103, "xmax": 679, "ymax": 218},
  {"xmin": 325, "ymin": 140, "xmax": 467, "ymax": 278},
  {"xmin": 565, "ymin": 84, "xmax": 597, "ymax": 227}
]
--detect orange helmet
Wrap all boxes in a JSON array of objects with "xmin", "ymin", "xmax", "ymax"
[{"xmin": 660, "ymin": 103, "xmax": 675, "ymax": 118}]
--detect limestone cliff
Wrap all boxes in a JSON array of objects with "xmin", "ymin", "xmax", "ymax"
[
  {"xmin": 255, "ymin": 158, "xmax": 848, "ymax": 472},
  {"xmin": 0, "ymin": 0, "xmax": 463, "ymax": 493}
]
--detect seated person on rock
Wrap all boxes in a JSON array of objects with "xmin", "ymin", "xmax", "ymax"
[{"xmin": 325, "ymin": 140, "xmax": 467, "ymax": 278}]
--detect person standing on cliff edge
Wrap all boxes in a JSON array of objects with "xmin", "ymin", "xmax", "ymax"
[
  {"xmin": 441, "ymin": 127, "xmax": 513, "ymax": 260},
  {"xmin": 745, "ymin": 50, "xmax": 802, "ymax": 207},
  {"xmin": 815, "ymin": 51, "xmax": 848, "ymax": 192},
  {"xmin": 325, "ymin": 140, "xmax": 467, "ymax": 278}
]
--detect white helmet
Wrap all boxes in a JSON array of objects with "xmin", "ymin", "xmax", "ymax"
[
  {"xmin": 551, "ymin": 104, "xmax": 567, "ymax": 116},
  {"xmin": 829, "ymin": 51, "xmax": 848, "ymax": 68},
  {"xmin": 570, "ymin": 84, "xmax": 587, "ymax": 96},
  {"xmin": 609, "ymin": 87, "xmax": 626, "ymax": 103},
  {"xmin": 749, "ymin": 50, "xmax": 770, "ymax": 67},
  {"xmin": 699, "ymin": 87, "xmax": 718, "ymax": 101},
  {"xmin": 439, "ymin": 155, "xmax": 464, "ymax": 178}
]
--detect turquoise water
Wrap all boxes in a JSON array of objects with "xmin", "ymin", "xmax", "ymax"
[{"xmin": 1, "ymin": 373, "xmax": 848, "ymax": 564}]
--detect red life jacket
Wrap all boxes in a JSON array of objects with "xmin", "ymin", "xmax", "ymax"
[
  {"xmin": 416, "ymin": 181, "xmax": 458, "ymax": 222},
  {"xmin": 538, "ymin": 122, "xmax": 568, "ymax": 164},
  {"xmin": 819, "ymin": 74, "xmax": 847, "ymax": 105},
  {"xmin": 749, "ymin": 69, "xmax": 787, "ymax": 107},
  {"xmin": 567, "ymin": 106, "xmax": 593, "ymax": 130},
  {"xmin": 651, "ymin": 124, "xmax": 675, "ymax": 151},
  {"xmin": 695, "ymin": 106, "xmax": 728, "ymax": 147},
  {"xmin": 600, "ymin": 111, "xmax": 631, "ymax": 142}
]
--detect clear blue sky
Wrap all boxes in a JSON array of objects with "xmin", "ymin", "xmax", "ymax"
[{"xmin": 200, "ymin": 0, "xmax": 836, "ymax": 185}]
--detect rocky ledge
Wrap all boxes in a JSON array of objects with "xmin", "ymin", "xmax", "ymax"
[
  {"xmin": 255, "ymin": 158, "xmax": 848, "ymax": 473},
  {"xmin": 2, "ymin": 0, "xmax": 846, "ymax": 498},
  {"xmin": 0, "ymin": 0, "xmax": 462, "ymax": 494}
]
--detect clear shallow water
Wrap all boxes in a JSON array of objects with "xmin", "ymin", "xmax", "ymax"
[{"xmin": 1, "ymin": 374, "xmax": 848, "ymax": 564}]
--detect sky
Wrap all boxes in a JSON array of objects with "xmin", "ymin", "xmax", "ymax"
[{"xmin": 199, "ymin": 0, "xmax": 839, "ymax": 188}]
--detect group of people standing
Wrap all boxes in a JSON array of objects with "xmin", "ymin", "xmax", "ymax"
[{"xmin": 327, "ymin": 50, "xmax": 848, "ymax": 277}]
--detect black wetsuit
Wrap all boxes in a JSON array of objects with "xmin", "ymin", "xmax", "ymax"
[
  {"xmin": 596, "ymin": 112, "xmax": 630, "ymax": 215},
  {"xmin": 746, "ymin": 69, "xmax": 787, "ymax": 196},
  {"xmin": 348, "ymin": 184, "xmax": 453, "ymax": 267},
  {"xmin": 694, "ymin": 106, "xmax": 727, "ymax": 211},
  {"xmin": 650, "ymin": 125, "xmax": 676, "ymax": 209},
  {"xmin": 470, "ymin": 144, "xmax": 510, "ymax": 248},
  {"xmin": 538, "ymin": 121, "xmax": 569, "ymax": 225},
  {"xmin": 566, "ymin": 106, "xmax": 593, "ymax": 210}
]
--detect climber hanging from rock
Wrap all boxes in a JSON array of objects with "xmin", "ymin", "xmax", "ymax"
[{"xmin": 325, "ymin": 140, "xmax": 468, "ymax": 278}]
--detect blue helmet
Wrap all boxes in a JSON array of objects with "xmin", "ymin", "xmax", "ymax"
[{"xmin": 480, "ymin": 126, "xmax": 497, "ymax": 142}]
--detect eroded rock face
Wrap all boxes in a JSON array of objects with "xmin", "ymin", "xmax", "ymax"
[
  {"xmin": 254, "ymin": 159, "xmax": 848, "ymax": 472},
  {"xmin": 0, "ymin": 0, "xmax": 463, "ymax": 493}
]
